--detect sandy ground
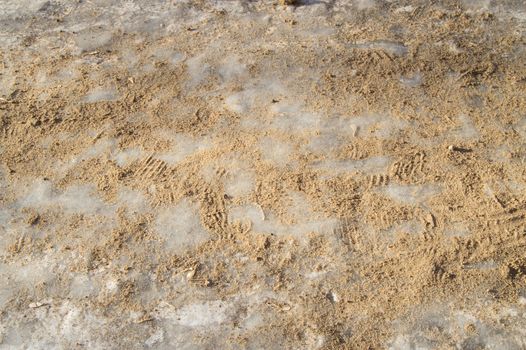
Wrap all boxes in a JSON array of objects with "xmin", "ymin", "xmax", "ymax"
[{"xmin": 1, "ymin": 0, "xmax": 526, "ymax": 349}]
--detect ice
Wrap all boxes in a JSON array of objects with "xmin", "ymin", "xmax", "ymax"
[
  {"xmin": 382, "ymin": 184, "xmax": 442, "ymax": 205},
  {"xmin": 186, "ymin": 54, "xmax": 211, "ymax": 87},
  {"xmin": 400, "ymin": 73, "xmax": 423, "ymax": 88},
  {"xmin": 305, "ymin": 134, "xmax": 343, "ymax": 155},
  {"xmin": 82, "ymin": 88, "xmax": 119, "ymax": 103},
  {"xmin": 350, "ymin": 40, "xmax": 408, "ymax": 56},
  {"xmin": 444, "ymin": 222, "xmax": 471, "ymax": 237},
  {"xmin": 312, "ymin": 156, "xmax": 391, "ymax": 175},
  {"xmin": 388, "ymin": 334, "xmax": 432, "ymax": 350},
  {"xmin": 270, "ymin": 102, "xmax": 321, "ymax": 133},
  {"xmin": 69, "ymin": 275, "xmax": 97, "ymax": 299},
  {"xmin": 154, "ymin": 199, "xmax": 210, "ymax": 253},
  {"xmin": 218, "ymin": 55, "xmax": 247, "ymax": 82},
  {"xmin": 19, "ymin": 180, "xmax": 110, "ymax": 215},
  {"xmin": 514, "ymin": 117, "xmax": 526, "ymax": 140},
  {"xmin": 112, "ymin": 147, "xmax": 142, "ymax": 167},
  {"xmin": 57, "ymin": 137, "xmax": 117, "ymax": 176},
  {"xmin": 453, "ymin": 115, "xmax": 479, "ymax": 140},
  {"xmin": 463, "ymin": 260, "xmax": 497, "ymax": 270},
  {"xmin": 171, "ymin": 300, "xmax": 232, "ymax": 327},
  {"xmin": 224, "ymin": 168, "xmax": 255, "ymax": 198},
  {"xmin": 116, "ymin": 187, "xmax": 150, "ymax": 213},
  {"xmin": 258, "ymin": 137, "xmax": 294, "ymax": 167},
  {"xmin": 145, "ymin": 328, "xmax": 164, "ymax": 347},
  {"xmin": 394, "ymin": 5, "xmax": 415, "ymax": 13},
  {"xmin": 158, "ymin": 134, "xmax": 212, "ymax": 166},
  {"xmin": 0, "ymin": 208, "xmax": 13, "ymax": 231},
  {"xmin": 220, "ymin": 157, "xmax": 256, "ymax": 198},
  {"xmin": 462, "ymin": 0, "xmax": 491, "ymax": 10},
  {"xmin": 150, "ymin": 46, "xmax": 185, "ymax": 66},
  {"xmin": 74, "ymin": 29, "xmax": 113, "ymax": 53},
  {"xmin": 386, "ymin": 220, "xmax": 425, "ymax": 235},
  {"xmin": 225, "ymin": 92, "xmax": 251, "ymax": 114},
  {"xmin": 356, "ymin": 0, "xmax": 377, "ymax": 10},
  {"xmin": 225, "ymin": 80, "xmax": 284, "ymax": 116}
]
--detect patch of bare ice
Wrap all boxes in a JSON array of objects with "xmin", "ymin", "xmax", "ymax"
[
  {"xmin": 82, "ymin": 87, "xmax": 119, "ymax": 103},
  {"xmin": 258, "ymin": 137, "xmax": 294, "ymax": 167},
  {"xmin": 155, "ymin": 198, "xmax": 210, "ymax": 253},
  {"xmin": 18, "ymin": 180, "xmax": 110, "ymax": 215},
  {"xmin": 157, "ymin": 134, "xmax": 212, "ymax": 166},
  {"xmin": 382, "ymin": 184, "xmax": 442, "ymax": 205},
  {"xmin": 350, "ymin": 40, "xmax": 408, "ymax": 56}
]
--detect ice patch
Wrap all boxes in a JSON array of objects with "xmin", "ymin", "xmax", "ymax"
[
  {"xmin": 82, "ymin": 87, "xmax": 119, "ymax": 103},
  {"xmin": 350, "ymin": 40, "xmax": 408, "ymax": 56},
  {"xmin": 224, "ymin": 169, "xmax": 255, "ymax": 198},
  {"xmin": 69, "ymin": 275, "xmax": 97, "ymax": 299},
  {"xmin": 155, "ymin": 199, "xmax": 210, "ymax": 253},
  {"xmin": 225, "ymin": 80, "xmax": 284, "ymax": 116},
  {"xmin": 19, "ymin": 180, "xmax": 110, "ymax": 215},
  {"xmin": 387, "ymin": 220, "xmax": 425, "ymax": 235},
  {"xmin": 270, "ymin": 102, "xmax": 321, "ymax": 133},
  {"xmin": 158, "ymin": 134, "xmax": 212, "ymax": 166},
  {"xmin": 74, "ymin": 30, "xmax": 113, "ymax": 53},
  {"xmin": 221, "ymin": 157, "xmax": 256, "ymax": 198},
  {"xmin": 145, "ymin": 328, "xmax": 165, "ymax": 347},
  {"xmin": 112, "ymin": 147, "xmax": 142, "ymax": 167},
  {"xmin": 463, "ymin": 260, "xmax": 497, "ymax": 270},
  {"xmin": 356, "ymin": 0, "xmax": 376, "ymax": 10},
  {"xmin": 452, "ymin": 115, "xmax": 478, "ymax": 140},
  {"xmin": 58, "ymin": 137, "xmax": 116, "ymax": 175},
  {"xmin": 218, "ymin": 56, "xmax": 246, "ymax": 82},
  {"xmin": 382, "ymin": 184, "xmax": 442, "ymax": 205},
  {"xmin": 172, "ymin": 300, "xmax": 232, "ymax": 327},
  {"xmin": 400, "ymin": 73, "xmax": 422, "ymax": 87},
  {"xmin": 394, "ymin": 5, "xmax": 415, "ymax": 13},
  {"xmin": 445, "ymin": 222, "xmax": 471, "ymax": 237},
  {"xmin": 514, "ymin": 117, "xmax": 526, "ymax": 140},
  {"xmin": 117, "ymin": 187, "xmax": 149, "ymax": 213},
  {"xmin": 462, "ymin": 0, "xmax": 491, "ymax": 10},
  {"xmin": 186, "ymin": 54, "xmax": 211, "ymax": 87},
  {"xmin": 258, "ymin": 137, "xmax": 294, "ymax": 167}
]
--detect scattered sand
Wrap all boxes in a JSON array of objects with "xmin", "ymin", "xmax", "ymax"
[{"xmin": 0, "ymin": 0, "xmax": 525, "ymax": 348}]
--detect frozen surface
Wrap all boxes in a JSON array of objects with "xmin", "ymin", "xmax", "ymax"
[
  {"xmin": 155, "ymin": 199, "xmax": 210, "ymax": 253},
  {"xmin": 1, "ymin": 0, "xmax": 525, "ymax": 348}
]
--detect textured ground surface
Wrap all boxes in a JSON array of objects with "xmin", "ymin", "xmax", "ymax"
[{"xmin": 1, "ymin": 0, "xmax": 526, "ymax": 349}]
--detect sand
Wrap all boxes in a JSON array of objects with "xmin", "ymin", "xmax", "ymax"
[{"xmin": 0, "ymin": 0, "xmax": 525, "ymax": 348}]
